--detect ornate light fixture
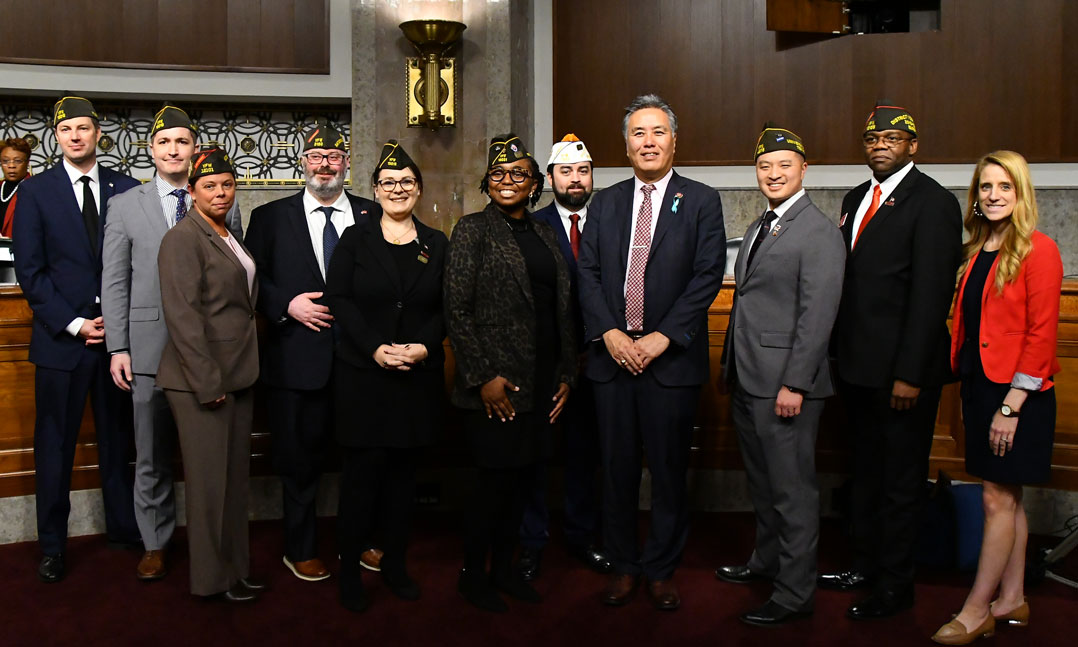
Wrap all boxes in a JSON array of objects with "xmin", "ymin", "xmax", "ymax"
[{"xmin": 399, "ymin": 19, "xmax": 466, "ymax": 129}]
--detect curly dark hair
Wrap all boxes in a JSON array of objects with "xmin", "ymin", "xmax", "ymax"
[{"xmin": 0, "ymin": 137, "xmax": 31, "ymax": 158}]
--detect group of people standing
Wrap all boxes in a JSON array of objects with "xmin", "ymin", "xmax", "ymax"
[{"xmin": 11, "ymin": 93, "xmax": 1061, "ymax": 644}]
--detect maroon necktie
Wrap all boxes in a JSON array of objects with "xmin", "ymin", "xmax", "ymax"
[
  {"xmin": 625, "ymin": 184, "xmax": 655, "ymax": 332},
  {"xmin": 569, "ymin": 212, "xmax": 581, "ymax": 260}
]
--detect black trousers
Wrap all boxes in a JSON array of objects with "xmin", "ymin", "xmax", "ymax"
[
  {"xmin": 462, "ymin": 465, "xmax": 532, "ymax": 575},
  {"xmin": 593, "ymin": 371, "xmax": 699, "ymax": 581},
  {"xmin": 35, "ymin": 348, "xmax": 138, "ymax": 556},
  {"xmin": 266, "ymin": 386, "xmax": 332, "ymax": 562},
  {"xmin": 842, "ymin": 380, "xmax": 942, "ymax": 593},
  {"xmin": 337, "ymin": 446, "xmax": 416, "ymax": 596}
]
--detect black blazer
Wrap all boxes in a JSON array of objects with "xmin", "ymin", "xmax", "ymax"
[
  {"xmin": 531, "ymin": 202, "xmax": 588, "ymax": 345},
  {"xmin": 577, "ymin": 171, "xmax": 726, "ymax": 386},
  {"xmin": 244, "ymin": 190, "xmax": 381, "ymax": 390},
  {"xmin": 832, "ymin": 165, "xmax": 963, "ymax": 389},
  {"xmin": 325, "ymin": 214, "xmax": 447, "ymax": 447},
  {"xmin": 444, "ymin": 203, "xmax": 577, "ymax": 413}
]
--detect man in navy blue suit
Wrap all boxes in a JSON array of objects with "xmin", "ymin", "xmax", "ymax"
[
  {"xmin": 578, "ymin": 95, "xmax": 726, "ymax": 610},
  {"xmin": 14, "ymin": 96, "xmax": 141, "ymax": 582},
  {"xmin": 517, "ymin": 135, "xmax": 612, "ymax": 582}
]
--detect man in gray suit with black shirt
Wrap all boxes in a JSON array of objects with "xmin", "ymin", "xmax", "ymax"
[
  {"xmin": 102, "ymin": 106, "xmax": 242, "ymax": 580},
  {"xmin": 715, "ymin": 124, "xmax": 845, "ymax": 626}
]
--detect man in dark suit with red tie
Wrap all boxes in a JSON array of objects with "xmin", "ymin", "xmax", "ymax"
[
  {"xmin": 14, "ymin": 96, "xmax": 141, "ymax": 582},
  {"xmin": 244, "ymin": 123, "xmax": 380, "ymax": 582},
  {"xmin": 819, "ymin": 103, "xmax": 963, "ymax": 619},
  {"xmin": 578, "ymin": 94, "xmax": 726, "ymax": 610},
  {"xmin": 517, "ymin": 134, "xmax": 612, "ymax": 582}
]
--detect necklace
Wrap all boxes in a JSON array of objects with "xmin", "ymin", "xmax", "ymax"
[
  {"xmin": 381, "ymin": 217, "xmax": 415, "ymax": 244},
  {"xmin": 0, "ymin": 180, "xmax": 18, "ymax": 203}
]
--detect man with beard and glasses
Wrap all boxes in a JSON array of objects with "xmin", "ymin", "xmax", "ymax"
[
  {"xmin": 245, "ymin": 122, "xmax": 381, "ymax": 582},
  {"xmin": 102, "ymin": 106, "xmax": 242, "ymax": 582},
  {"xmin": 516, "ymin": 134, "xmax": 612, "ymax": 582}
]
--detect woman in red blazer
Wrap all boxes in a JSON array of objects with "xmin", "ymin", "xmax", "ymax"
[{"xmin": 933, "ymin": 151, "xmax": 1063, "ymax": 645}]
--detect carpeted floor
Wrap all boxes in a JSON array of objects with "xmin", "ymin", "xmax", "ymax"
[{"xmin": 2, "ymin": 512, "xmax": 1075, "ymax": 647}]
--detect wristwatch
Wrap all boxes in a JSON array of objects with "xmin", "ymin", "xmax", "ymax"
[{"xmin": 1000, "ymin": 404, "xmax": 1020, "ymax": 418}]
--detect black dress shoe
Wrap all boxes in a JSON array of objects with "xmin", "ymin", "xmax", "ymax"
[
  {"xmin": 383, "ymin": 568, "xmax": 421, "ymax": 601},
  {"xmin": 847, "ymin": 588, "xmax": 914, "ymax": 620},
  {"xmin": 818, "ymin": 570, "xmax": 871, "ymax": 591},
  {"xmin": 567, "ymin": 544, "xmax": 613, "ymax": 574},
  {"xmin": 38, "ymin": 554, "xmax": 65, "ymax": 583},
  {"xmin": 492, "ymin": 570, "xmax": 541, "ymax": 603},
  {"xmin": 516, "ymin": 547, "xmax": 542, "ymax": 582},
  {"xmin": 458, "ymin": 569, "xmax": 508, "ymax": 613},
  {"xmin": 715, "ymin": 565, "xmax": 765, "ymax": 584},
  {"xmin": 239, "ymin": 577, "xmax": 267, "ymax": 592},
  {"xmin": 740, "ymin": 600, "xmax": 812, "ymax": 627},
  {"xmin": 222, "ymin": 584, "xmax": 258, "ymax": 602}
]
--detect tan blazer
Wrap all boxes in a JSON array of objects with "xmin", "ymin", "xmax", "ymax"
[{"xmin": 156, "ymin": 209, "xmax": 259, "ymax": 403}]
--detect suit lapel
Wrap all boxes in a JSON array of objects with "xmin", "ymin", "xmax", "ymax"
[
  {"xmin": 139, "ymin": 180, "xmax": 171, "ymax": 237},
  {"xmin": 613, "ymin": 181, "xmax": 634, "ymax": 280},
  {"xmin": 840, "ymin": 182, "xmax": 869, "ymax": 250},
  {"xmin": 744, "ymin": 194, "xmax": 809, "ymax": 282},
  {"xmin": 191, "ymin": 208, "xmax": 250, "ymax": 303},
  {"xmin": 851, "ymin": 167, "xmax": 920, "ymax": 257},
  {"xmin": 50, "ymin": 167, "xmax": 94, "ymax": 259},
  {"xmin": 736, "ymin": 213, "xmax": 762, "ymax": 282},
  {"xmin": 287, "ymin": 192, "xmax": 326, "ymax": 285},
  {"xmin": 487, "ymin": 206, "xmax": 534, "ymax": 308},
  {"xmin": 403, "ymin": 219, "xmax": 436, "ymax": 297},
  {"xmin": 536, "ymin": 205, "xmax": 577, "ymax": 273},
  {"xmin": 647, "ymin": 172, "xmax": 681, "ymax": 256}
]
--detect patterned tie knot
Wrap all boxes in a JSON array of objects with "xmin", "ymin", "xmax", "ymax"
[
  {"xmin": 641, "ymin": 183, "xmax": 655, "ymax": 196},
  {"xmin": 171, "ymin": 188, "xmax": 186, "ymax": 199}
]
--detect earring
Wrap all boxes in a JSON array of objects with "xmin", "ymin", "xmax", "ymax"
[{"xmin": 973, "ymin": 201, "xmax": 985, "ymax": 218}]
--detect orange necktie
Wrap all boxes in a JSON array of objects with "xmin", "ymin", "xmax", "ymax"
[{"xmin": 853, "ymin": 184, "xmax": 882, "ymax": 248}]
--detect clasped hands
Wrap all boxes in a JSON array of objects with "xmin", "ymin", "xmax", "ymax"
[
  {"xmin": 373, "ymin": 343, "xmax": 428, "ymax": 371},
  {"xmin": 603, "ymin": 329, "xmax": 669, "ymax": 375}
]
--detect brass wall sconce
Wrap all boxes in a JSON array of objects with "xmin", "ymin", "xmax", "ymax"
[{"xmin": 399, "ymin": 19, "xmax": 466, "ymax": 129}]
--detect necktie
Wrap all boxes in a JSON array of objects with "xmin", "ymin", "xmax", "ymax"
[
  {"xmin": 745, "ymin": 210, "xmax": 778, "ymax": 269},
  {"xmin": 853, "ymin": 184, "xmax": 882, "ymax": 248},
  {"xmin": 320, "ymin": 206, "xmax": 339, "ymax": 276},
  {"xmin": 171, "ymin": 188, "xmax": 188, "ymax": 225},
  {"xmin": 625, "ymin": 184, "xmax": 655, "ymax": 332},
  {"xmin": 568, "ymin": 212, "xmax": 581, "ymax": 260},
  {"xmin": 79, "ymin": 176, "xmax": 98, "ymax": 253}
]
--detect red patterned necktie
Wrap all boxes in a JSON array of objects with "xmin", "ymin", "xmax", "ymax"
[
  {"xmin": 569, "ymin": 212, "xmax": 581, "ymax": 260},
  {"xmin": 625, "ymin": 184, "xmax": 655, "ymax": 332},
  {"xmin": 853, "ymin": 184, "xmax": 882, "ymax": 248}
]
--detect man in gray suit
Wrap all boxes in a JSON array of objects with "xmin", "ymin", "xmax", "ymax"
[
  {"xmin": 715, "ymin": 124, "xmax": 845, "ymax": 626},
  {"xmin": 101, "ymin": 106, "xmax": 242, "ymax": 580}
]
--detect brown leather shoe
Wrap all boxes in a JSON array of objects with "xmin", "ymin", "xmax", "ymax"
[
  {"xmin": 136, "ymin": 550, "xmax": 167, "ymax": 581},
  {"xmin": 931, "ymin": 615, "xmax": 995, "ymax": 645},
  {"xmin": 601, "ymin": 573, "xmax": 638, "ymax": 606},
  {"xmin": 283, "ymin": 556, "xmax": 331, "ymax": 581},
  {"xmin": 647, "ymin": 578, "xmax": 680, "ymax": 611},
  {"xmin": 360, "ymin": 548, "xmax": 383, "ymax": 572}
]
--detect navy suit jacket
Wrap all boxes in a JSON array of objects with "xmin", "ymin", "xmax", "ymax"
[
  {"xmin": 577, "ymin": 171, "xmax": 726, "ymax": 386},
  {"xmin": 244, "ymin": 190, "xmax": 381, "ymax": 390},
  {"xmin": 13, "ymin": 163, "xmax": 140, "ymax": 370},
  {"xmin": 531, "ymin": 202, "xmax": 587, "ymax": 344}
]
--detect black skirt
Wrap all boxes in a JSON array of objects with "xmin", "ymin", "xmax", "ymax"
[{"xmin": 962, "ymin": 371, "xmax": 1055, "ymax": 485}]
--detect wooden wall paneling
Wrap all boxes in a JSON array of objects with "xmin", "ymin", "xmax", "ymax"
[
  {"xmin": 1064, "ymin": 1, "xmax": 1078, "ymax": 156},
  {"xmin": 261, "ymin": 0, "xmax": 296, "ymax": 69},
  {"xmin": 226, "ymin": 0, "xmax": 263, "ymax": 69},
  {"xmin": 766, "ymin": 0, "xmax": 848, "ymax": 34},
  {"xmin": 291, "ymin": 0, "xmax": 328, "ymax": 72},
  {"xmin": 120, "ymin": 0, "xmax": 158, "ymax": 64}
]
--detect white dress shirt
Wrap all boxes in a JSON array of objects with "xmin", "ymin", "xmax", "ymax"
[
  {"xmin": 849, "ymin": 161, "xmax": 915, "ymax": 249},
  {"xmin": 302, "ymin": 189, "xmax": 355, "ymax": 280},
  {"xmin": 62, "ymin": 159, "xmax": 102, "ymax": 337},
  {"xmin": 554, "ymin": 200, "xmax": 587, "ymax": 241},
  {"xmin": 750, "ymin": 188, "xmax": 806, "ymax": 242},
  {"xmin": 624, "ymin": 168, "xmax": 674, "ymax": 293}
]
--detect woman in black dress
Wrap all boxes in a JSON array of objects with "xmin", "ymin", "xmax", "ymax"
[
  {"xmin": 932, "ymin": 151, "xmax": 1063, "ymax": 645},
  {"xmin": 326, "ymin": 140, "xmax": 448, "ymax": 612},
  {"xmin": 445, "ymin": 134, "xmax": 576, "ymax": 612}
]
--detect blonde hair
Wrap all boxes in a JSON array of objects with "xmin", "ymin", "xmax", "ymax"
[{"xmin": 962, "ymin": 150, "xmax": 1037, "ymax": 293}]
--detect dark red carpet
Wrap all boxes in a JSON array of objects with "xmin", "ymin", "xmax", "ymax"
[{"xmin": 2, "ymin": 512, "xmax": 1075, "ymax": 647}]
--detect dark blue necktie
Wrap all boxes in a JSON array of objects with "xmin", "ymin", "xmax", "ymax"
[
  {"xmin": 171, "ymin": 188, "xmax": 188, "ymax": 225},
  {"xmin": 320, "ymin": 206, "xmax": 339, "ymax": 275}
]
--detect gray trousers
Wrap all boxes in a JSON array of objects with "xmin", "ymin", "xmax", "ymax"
[
  {"xmin": 731, "ymin": 384, "xmax": 823, "ymax": 612},
  {"xmin": 166, "ymin": 388, "xmax": 252, "ymax": 596},
  {"xmin": 131, "ymin": 373, "xmax": 177, "ymax": 551}
]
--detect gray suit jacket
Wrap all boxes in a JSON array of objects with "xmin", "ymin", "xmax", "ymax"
[
  {"xmin": 722, "ymin": 193, "xmax": 845, "ymax": 399},
  {"xmin": 102, "ymin": 180, "xmax": 242, "ymax": 375}
]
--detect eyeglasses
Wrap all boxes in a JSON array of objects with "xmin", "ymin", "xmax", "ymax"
[
  {"xmin": 303, "ymin": 151, "xmax": 345, "ymax": 164},
  {"xmin": 0, "ymin": 158, "xmax": 27, "ymax": 166},
  {"xmin": 376, "ymin": 177, "xmax": 418, "ymax": 192},
  {"xmin": 488, "ymin": 168, "xmax": 532, "ymax": 184},
  {"xmin": 862, "ymin": 134, "xmax": 912, "ymax": 148}
]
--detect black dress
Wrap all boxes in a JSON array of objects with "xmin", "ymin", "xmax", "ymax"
[
  {"xmin": 466, "ymin": 214, "xmax": 561, "ymax": 469},
  {"xmin": 959, "ymin": 248, "xmax": 1056, "ymax": 484}
]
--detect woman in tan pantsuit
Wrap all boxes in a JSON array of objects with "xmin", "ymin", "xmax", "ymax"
[{"xmin": 156, "ymin": 148, "xmax": 262, "ymax": 601}]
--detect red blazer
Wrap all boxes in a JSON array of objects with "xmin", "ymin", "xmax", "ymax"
[{"xmin": 950, "ymin": 230, "xmax": 1063, "ymax": 390}]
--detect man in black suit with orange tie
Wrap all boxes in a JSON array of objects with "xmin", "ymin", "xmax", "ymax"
[
  {"xmin": 578, "ymin": 94, "xmax": 726, "ymax": 610},
  {"xmin": 819, "ymin": 103, "xmax": 963, "ymax": 619},
  {"xmin": 244, "ymin": 123, "xmax": 380, "ymax": 582}
]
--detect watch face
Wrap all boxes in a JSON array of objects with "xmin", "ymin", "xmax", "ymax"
[{"xmin": 1001, "ymin": 404, "xmax": 1013, "ymax": 416}]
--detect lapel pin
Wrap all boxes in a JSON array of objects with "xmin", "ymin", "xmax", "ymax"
[
  {"xmin": 839, "ymin": 212, "xmax": 848, "ymax": 227},
  {"xmin": 885, "ymin": 197, "xmax": 895, "ymax": 207},
  {"xmin": 771, "ymin": 224, "xmax": 782, "ymax": 236},
  {"xmin": 671, "ymin": 192, "xmax": 683, "ymax": 213},
  {"xmin": 417, "ymin": 248, "xmax": 430, "ymax": 264}
]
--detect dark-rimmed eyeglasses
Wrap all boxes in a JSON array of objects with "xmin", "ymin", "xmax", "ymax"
[
  {"xmin": 375, "ymin": 177, "xmax": 418, "ymax": 192},
  {"xmin": 303, "ymin": 151, "xmax": 345, "ymax": 164},
  {"xmin": 488, "ymin": 168, "xmax": 532, "ymax": 183},
  {"xmin": 862, "ymin": 134, "xmax": 912, "ymax": 148}
]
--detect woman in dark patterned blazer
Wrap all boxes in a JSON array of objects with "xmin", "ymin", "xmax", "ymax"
[{"xmin": 445, "ymin": 134, "xmax": 576, "ymax": 612}]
